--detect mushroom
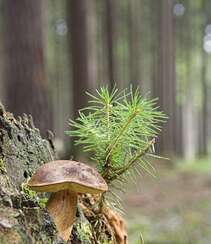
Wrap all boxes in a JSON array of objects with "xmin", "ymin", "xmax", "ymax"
[{"xmin": 27, "ymin": 160, "xmax": 108, "ymax": 241}]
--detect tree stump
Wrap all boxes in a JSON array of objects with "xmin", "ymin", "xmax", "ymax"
[
  {"xmin": 0, "ymin": 102, "xmax": 58, "ymax": 243},
  {"xmin": 0, "ymin": 103, "xmax": 123, "ymax": 244}
]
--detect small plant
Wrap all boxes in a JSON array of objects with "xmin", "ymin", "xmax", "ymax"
[
  {"xmin": 66, "ymin": 87, "xmax": 166, "ymax": 185},
  {"xmin": 66, "ymin": 86, "xmax": 166, "ymax": 242}
]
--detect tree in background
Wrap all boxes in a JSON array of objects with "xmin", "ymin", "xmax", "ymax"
[
  {"xmin": 128, "ymin": 0, "xmax": 142, "ymax": 87},
  {"xmin": 180, "ymin": 0, "xmax": 198, "ymax": 159},
  {"xmin": 105, "ymin": 0, "xmax": 116, "ymax": 88},
  {"xmin": 67, "ymin": 0, "xmax": 97, "ymax": 120},
  {"xmin": 3, "ymin": 0, "xmax": 52, "ymax": 135},
  {"xmin": 198, "ymin": 0, "xmax": 209, "ymax": 156},
  {"xmin": 104, "ymin": 0, "xmax": 130, "ymax": 89},
  {"xmin": 153, "ymin": 0, "xmax": 177, "ymax": 155}
]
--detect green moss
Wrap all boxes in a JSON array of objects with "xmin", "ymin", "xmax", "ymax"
[
  {"xmin": 75, "ymin": 222, "xmax": 93, "ymax": 243},
  {"xmin": 21, "ymin": 182, "xmax": 37, "ymax": 198},
  {"xmin": 0, "ymin": 159, "xmax": 7, "ymax": 173},
  {"xmin": 38, "ymin": 197, "xmax": 48, "ymax": 208},
  {"xmin": 21, "ymin": 181, "xmax": 48, "ymax": 208},
  {"xmin": 101, "ymin": 241, "xmax": 113, "ymax": 244}
]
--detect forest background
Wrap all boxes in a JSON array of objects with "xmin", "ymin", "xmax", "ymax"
[{"xmin": 0, "ymin": 0, "xmax": 211, "ymax": 243}]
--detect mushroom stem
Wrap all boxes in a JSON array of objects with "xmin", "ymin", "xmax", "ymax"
[{"xmin": 47, "ymin": 189, "xmax": 77, "ymax": 241}]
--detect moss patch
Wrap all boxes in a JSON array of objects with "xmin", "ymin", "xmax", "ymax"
[
  {"xmin": 0, "ymin": 159, "xmax": 6, "ymax": 174},
  {"xmin": 21, "ymin": 181, "xmax": 48, "ymax": 208},
  {"xmin": 75, "ymin": 222, "xmax": 93, "ymax": 243}
]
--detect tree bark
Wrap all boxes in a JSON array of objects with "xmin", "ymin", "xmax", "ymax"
[
  {"xmin": 198, "ymin": 0, "xmax": 209, "ymax": 156},
  {"xmin": 128, "ymin": 0, "xmax": 142, "ymax": 87},
  {"xmin": 200, "ymin": 43, "xmax": 208, "ymax": 156},
  {"xmin": 153, "ymin": 0, "xmax": 177, "ymax": 155},
  {"xmin": 0, "ymin": 103, "xmax": 58, "ymax": 243},
  {"xmin": 67, "ymin": 0, "xmax": 98, "ymax": 156},
  {"xmin": 3, "ymin": 0, "xmax": 52, "ymax": 136},
  {"xmin": 67, "ymin": 0, "xmax": 97, "ymax": 120},
  {"xmin": 105, "ymin": 0, "xmax": 116, "ymax": 88}
]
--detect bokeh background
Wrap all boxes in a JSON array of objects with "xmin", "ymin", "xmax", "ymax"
[{"xmin": 0, "ymin": 0, "xmax": 211, "ymax": 243}]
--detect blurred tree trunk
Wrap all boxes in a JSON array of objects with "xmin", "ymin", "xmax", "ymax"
[
  {"xmin": 200, "ymin": 45, "xmax": 208, "ymax": 156},
  {"xmin": 105, "ymin": 0, "xmax": 128, "ymax": 89},
  {"xmin": 67, "ymin": 0, "xmax": 97, "ymax": 120},
  {"xmin": 3, "ymin": 0, "xmax": 52, "ymax": 136},
  {"xmin": 105, "ymin": 0, "xmax": 116, "ymax": 88},
  {"xmin": 128, "ymin": 0, "xmax": 142, "ymax": 87},
  {"xmin": 67, "ymin": 0, "xmax": 97, "ymax": 156},
  {"xmin": 179, "ymin": 0, "xmax": 197, "ymax": 159},
  {"xmin": 174, "ymin": 6, "xmax": 184, "ymax": 157},
  {"xmin": 183, "ymin": 92, "xmax": 196, "ymax": 160},
  {"xmin": 153, "ymin": 0, "xmax": 176, "ymax": 155},
  {"xmin": 198, "ymin": 0, "xmax": 209, "ymax": 156},
  {"xmin": 87, "ymin": 0, "xmax": 98, "ymax": 91}
]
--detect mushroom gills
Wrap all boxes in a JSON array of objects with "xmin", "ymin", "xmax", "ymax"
[{"xmin": 47, "ymin": 189, "xmax": 77, "ymax": 241}]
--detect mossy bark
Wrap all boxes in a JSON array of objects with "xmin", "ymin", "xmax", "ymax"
[{"xmin": 0, "ymin": 103, "xmax": 94, "ymax": 244}]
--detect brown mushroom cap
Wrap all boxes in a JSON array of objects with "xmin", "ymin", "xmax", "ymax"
[{"xmin": 28, "ymin": 160, "xmax": 108, "ymax": 194}]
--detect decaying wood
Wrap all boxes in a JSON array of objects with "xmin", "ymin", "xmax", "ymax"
[
  {"xmin": 0, "ymin": 103, "xmax": 58, "ymax": 243},
  {"xmin": 102, "ymin": 207, "xmax": 128, "ymax": 244}
]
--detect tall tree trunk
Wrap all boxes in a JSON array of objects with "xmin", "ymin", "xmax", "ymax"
[
  {"xmin": 128, "ymin": 0, "xmax": 142, "ymax": 87},
  {"xmin": 3, "ymin": 0, "xmax": 52, "ymax": 135},
  {"xmin": 67, "ymin": 0, "xmax": 97, "ymax": 120},
  {"xmin": 67, "ymin": 0, "xmax": 98, "ymax": 156},
  {"xmin": 105, "ymin": 0, "xmax": 116, "ymax": 88},
  {"xmin": 200, "ymin": 46, "xmax": 208, "ymax": 156},
  {"xmin": 174, "ymin": 2, "xmax": 184, "ymax": 157},
  {"xmin": 153, "ymin": 0, "xmax": 176, "ymax": 155},
  {"xmin": 86, "ymin": 0, "xmax": 98, "ymax": 91},
  {"xmin": 105, "ymin": 0, "xmax": 128, "ymax": 90},
  {"xmin": 198, "ymin": 0, "xmax": 209, "ymax": 156}
]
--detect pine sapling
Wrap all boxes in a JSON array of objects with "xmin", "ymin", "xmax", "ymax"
[{"xmin": 66, "ymin": 86, "xmax": 166, "ymax": 242}]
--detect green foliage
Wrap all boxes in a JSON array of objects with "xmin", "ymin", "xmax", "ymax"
[
  {"xmin": 21, "ymin": 181, "xmax": 48, "ymax": 208},
  {"xmin": 66, "ymin": 87, "xmax": 166, "ymax": 184},
  {"xmin": 0, "ymin": 159, "xmax": 7, "ymax": 173},
  {"xmin": 75, "ymin": 222, "xmax": 93, "ymax": 243},
  {"xmin": 21, "ymin": 182, "xmax": 37, "ymax": 198},
  {"xmin": 38, "ymin": 197, "xmax": 48, "ymax": 208}
]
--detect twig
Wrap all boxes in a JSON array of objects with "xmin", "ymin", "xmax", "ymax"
[
  {"xmin": 108, "ymin": 138, "xmax": 155, "ymax": 182},
  {"xmin": 103, "ymin": 111, "xmax": 138, "ymax": 179},
  {"xmin": 105, "ymin": 111, "xmax": 138, "ymax": 161}
]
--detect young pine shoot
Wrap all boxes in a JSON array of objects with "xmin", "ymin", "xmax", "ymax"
[{"xmin": 66, "ymin": 87, "xmax": 166, "ymax": 186}]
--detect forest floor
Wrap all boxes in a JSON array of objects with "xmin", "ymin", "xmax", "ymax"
[{"xmin": 122, "ymin": 158, "xmax": 211, "ymax": 244}]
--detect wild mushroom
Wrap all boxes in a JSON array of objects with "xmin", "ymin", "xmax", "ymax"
[{"xmin": 27, "ymin": 160, "xmax": 108, "ymax": 241}]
